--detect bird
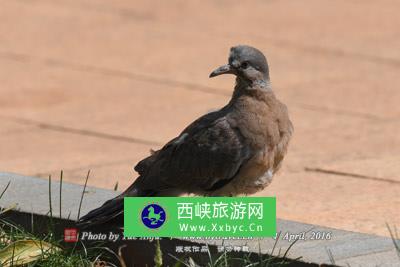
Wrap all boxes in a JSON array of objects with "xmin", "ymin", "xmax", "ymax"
[{"xmin": 78, "ymin": 45, "xmax": 293, "ymax": 227}]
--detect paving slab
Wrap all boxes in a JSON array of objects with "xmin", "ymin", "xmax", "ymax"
[
  {"xmin": 0, "ymin": 59, "xmax": 228, "ymax": 142},
  {"xmin": 336, "ymin": 249, "xmax": 400, "ymax": 267},
  {"xmin": 257, "ymin": 170, "xmax": 400, "ymax": 237},
  {"xmin": 0, "ymin": 128, "xmax": 150, "ymax": 189},
  {"xmin": 0, "ymin": 172, "xmax": 119, "ymax": 220},
  {"xmin": 0, "ymin": 120, "xmax": 35, "ymax": 135}
]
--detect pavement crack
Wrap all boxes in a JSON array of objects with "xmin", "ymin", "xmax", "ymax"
[
  {"xmin": 305, "ymin": 167, "xmax": 400, "ymax": 185},
  {"xmin": 1, "ymin": 115, "xmax": 162, "ymax": 147},
  {"xmin": 0, "ymin": 50, "xmax": 230, "ymax": 97},
  {"xmin": 294, "ymin": 103, "xmax": 392, "ymax": 121},
  {"xmin": 0, "ymin": 51, "xmax": 31, "ymax": 62},
  {"xmin": 34, "ymin": 158, "xmax": 135, "ymax": 178}
]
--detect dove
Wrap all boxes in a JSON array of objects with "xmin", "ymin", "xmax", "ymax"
[{"xmin": 78, "ymin": 45, "xmax": 293, "ymax": 226}]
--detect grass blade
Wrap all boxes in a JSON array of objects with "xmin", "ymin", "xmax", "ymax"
[
  {"xmin": 48, "ymin": 175, "xmax": 52, "ymax": 218},
  {"xmin": 59, "ymin": 170, "xmax": 63, "ymax": 219},
  {"xmin": 77, "ymin": 170, "xmax": 90, "ymax": 220},
  {"xmin": 0, "ymin": 181, "xmax": 10, "ymax": 199}
]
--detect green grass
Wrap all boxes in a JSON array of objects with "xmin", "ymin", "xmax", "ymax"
[{"xmin": 0, "ymin": 215, "xmax": 119, "ymax": 267}]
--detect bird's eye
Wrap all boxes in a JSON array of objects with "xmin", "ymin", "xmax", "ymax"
[{"xmin": 241, "ymin": 61, "xmax": 249, "ymax": 69}]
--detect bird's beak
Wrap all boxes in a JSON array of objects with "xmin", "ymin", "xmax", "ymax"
[{"xmin": 209, "ymin": 64, "xmax": 235, "ymax": 78}]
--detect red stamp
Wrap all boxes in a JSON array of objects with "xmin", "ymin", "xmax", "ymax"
[{"xmin": 64, "ymin": 228, "xmax": 78, "ymax": 242}]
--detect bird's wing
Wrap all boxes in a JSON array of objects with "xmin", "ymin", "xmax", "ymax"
[
  {"xmin": 134, "ymin": 110, "xmax": 223, "ymax": 176},
  {"xmin": 133, "ymin": 109, "xmax": 252, "ymax": 194}
]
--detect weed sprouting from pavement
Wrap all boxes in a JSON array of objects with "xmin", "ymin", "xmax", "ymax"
[
  {"xmin": 387, "ymin": 223, "xmax": 400, "ymax": 260},
  {"xmin": 77, "ymin": 170, "xmax": 90, "ymax": 221}
]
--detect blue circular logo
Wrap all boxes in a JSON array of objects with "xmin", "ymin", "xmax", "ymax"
[{"xmin": 141, "ymin": 203, "xmax": 166, "ymax": 229}]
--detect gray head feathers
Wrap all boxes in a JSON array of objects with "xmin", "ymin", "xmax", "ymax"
[{"xmin": 229, "ymin": 45, "xmax": 270, "ymax": 80}]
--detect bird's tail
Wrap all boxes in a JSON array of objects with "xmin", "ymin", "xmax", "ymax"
[
  {"xmin": 77, "ymin": 184, "xmax": 151, "ymax": 228},
  {"xmin": 77, "ymin": 195, "xmax": 125, "ymax": 228}
]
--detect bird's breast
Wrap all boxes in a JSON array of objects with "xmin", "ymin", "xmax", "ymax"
[{"xmin": 230, "ymin": 101, "xmax": 279, "ymax": 149}]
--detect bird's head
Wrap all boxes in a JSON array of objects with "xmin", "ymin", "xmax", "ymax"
[{"xmin": 209, "ymin": 45, "xmax": 270, "ymax": 84}]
